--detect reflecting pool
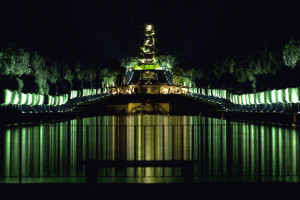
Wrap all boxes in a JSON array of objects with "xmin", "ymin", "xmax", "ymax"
[{"xmin": 0, "ymin": 115, "xmax": 299, "ymax": 183}]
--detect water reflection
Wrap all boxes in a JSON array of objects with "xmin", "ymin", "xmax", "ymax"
[{"xmin": 0, "ymin": 116, "xmax": 299, "ymax": 182}]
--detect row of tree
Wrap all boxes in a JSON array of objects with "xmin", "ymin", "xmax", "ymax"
[
  {"xmin": 0, "ymin": 46, "xmax": 123, "ymax": 95},
  {"xmin": 120, "ymin": 55, "xmax": 177, "ymax": 71},
  {"xmin": 143, "ymin": 37, "xmax": 299, "ymax": 94},
  {"xmin": 1, "ymin": 37, "xmax": 298, "ymax": 96},
  {"xmin": 205, "ymin": 37, "xmax": 299, "ymax": 93}
]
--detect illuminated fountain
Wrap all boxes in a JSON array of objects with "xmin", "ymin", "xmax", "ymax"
[{"xmin": 108, "ymin": 24, "xmax": 189, "ymax": 96}]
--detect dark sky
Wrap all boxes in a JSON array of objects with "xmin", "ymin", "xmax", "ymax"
[{"xmin": 0, "ymin": 0, "xmax": 299, "ymax": 66}]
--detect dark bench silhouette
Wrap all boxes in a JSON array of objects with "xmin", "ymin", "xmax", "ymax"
[{"xmin": 84, "ymin": 160, "xmax": 195, "ymax": 184}]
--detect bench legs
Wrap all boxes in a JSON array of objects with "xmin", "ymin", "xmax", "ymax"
[
  {"xmin": 86, "ymin": 165, "xmax": 194, "ymax": 184},
  {"xmin": 183, "ymin": 165, "xmax": 194, "ymax": 184},
  {"xmin": 86, "ymin": 165, "xmax": 98, "ymax": 184}
]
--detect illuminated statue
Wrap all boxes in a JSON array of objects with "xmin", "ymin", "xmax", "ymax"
[
  {"xmin": 141, "ymin": 24, "xmax": 155, "ymax": 65},
  {"xmin": 140, "ymin": 70, "xmax": 157, "ymax": 81}
]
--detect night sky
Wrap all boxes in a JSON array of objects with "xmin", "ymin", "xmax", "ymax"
[{"xmin": 0, "ymin": 0, "xmax": 299, "ymax": 67}]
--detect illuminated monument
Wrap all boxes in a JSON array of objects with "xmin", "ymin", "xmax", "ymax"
[
  {"xmin": 110, "ymin": 24, "xmax": 188, "ymax": 96},
  {"xmin": 139, "ymin": 24, "xmax": 157, "ymax": 66}
]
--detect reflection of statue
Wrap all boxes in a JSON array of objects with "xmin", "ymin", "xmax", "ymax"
[
  {"xmin": 129, "ymin": 101, "xmax": 169, "ymax": 114},
  {"xmin": 140, "ymin": 70, "xmax": 157, "ymax": 81}
]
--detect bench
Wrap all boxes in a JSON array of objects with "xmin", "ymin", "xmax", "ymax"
[{"xmin": 84, "ymin": 160, "xmax": 195, "ymax": 184}]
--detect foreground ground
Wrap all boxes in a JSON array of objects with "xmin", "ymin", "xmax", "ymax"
[{"xmin": 0, "ymin": 182, "xmax": 299, "ymax": 200}]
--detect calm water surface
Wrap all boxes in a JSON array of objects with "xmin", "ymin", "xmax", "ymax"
[{"xmin": 0, "ymin": 115, "xmax": 299, "ymax": 183}]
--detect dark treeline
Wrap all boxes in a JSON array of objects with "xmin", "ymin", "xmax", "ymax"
[
  {"xmin": 174, "ymin": 37, "xmax": 300, "ymax": 94},
  {"xmin": 1, "ymin": 37, "xmax": 298, "ymax": 96},
  {"xmin": 0, "ymin": 44, "xmax": 124, "ymax": 95}
]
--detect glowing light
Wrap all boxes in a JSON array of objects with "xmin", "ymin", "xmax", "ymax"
[
  {"xmin": 27, "ymin": 94, "xmax": 33, "ymax": 105},
  {"xmin": 259, "ymin": 92, "xmax": 265, "ymax": 104},
  {"xmin": 59, "ymin": 95, "xmax": 63, "ymax": 105},
  {"xmin": 277, "ymin": 90, "xmax": 284, "ymax": 103},
  {"xmin": 38, "ymin": 95, "xmax": 44, "ymax": 105},
  {"xmin": 250, "ymin": 94, "xmax": 255, "ymax": 104},
  {"xmin": 285, "ymin": 88, "xmax": 291, "ymax": 103},
  {"xmin": 21, "ymin": 93, "xmax": 27, "ymax": 105},
  {"xmin": 146, "ymin": 25, "xmax": 152, "ymax": 31},
  {"xmin": 70, "ymin": 91, "xmax": 78, "ymax": 99},
  {"xmin": 271, "ymin": 90, "xmax": 276, "ymax": 104},
  {"xmin": 4, "ymin": 89, "xmax": 12, "ymax": 105},
  {"xmin": 32, "ymin": 94, "xmax": 38, "ymax": 105},
  {"xmin": 290, "ymin": 88, "xmax": 299, "ymax": 103},
  {"xmin": 12, "ymin": 91, "xmax": 19, "ymax": 105},
  {"xmin": 242, "ymin": 94, "xmax": 246, "ymax": 105},
  {"xmin": 265, "ymin": 91, "xmax": 270, "ymax": 104}
]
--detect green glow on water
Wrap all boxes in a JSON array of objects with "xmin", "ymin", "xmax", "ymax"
[
  {"xmin": 1, "ymin": 116, "xmax": 299, "ymax": 182},
  {"xmin": 291, "ymin": 130, "xmax": 297, "ymax": 175},
  {"xmin": 11, "ymin": 129, "xmax": 20, "ymax": 176},
  {"xmin": 278, "ymin": 128, "xmax": 283, "ymax": 175},
  {"xmin": 21, "ymin": 128, "xmax": 27, "ymax": 176},
  {"xmin": 261, "ymin": 126, "xmax": 265, "ymax": 173},
  {"xmin": 4, "ymin": 129, "xmax": 11, "ymax": 176},
  {"xmin": 250, "ymin": 125, "xmax": 255, "ymax": 175},
  {"xmin": 271, "ymin": 127, "xmax": 277, "ymax": 175}
]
